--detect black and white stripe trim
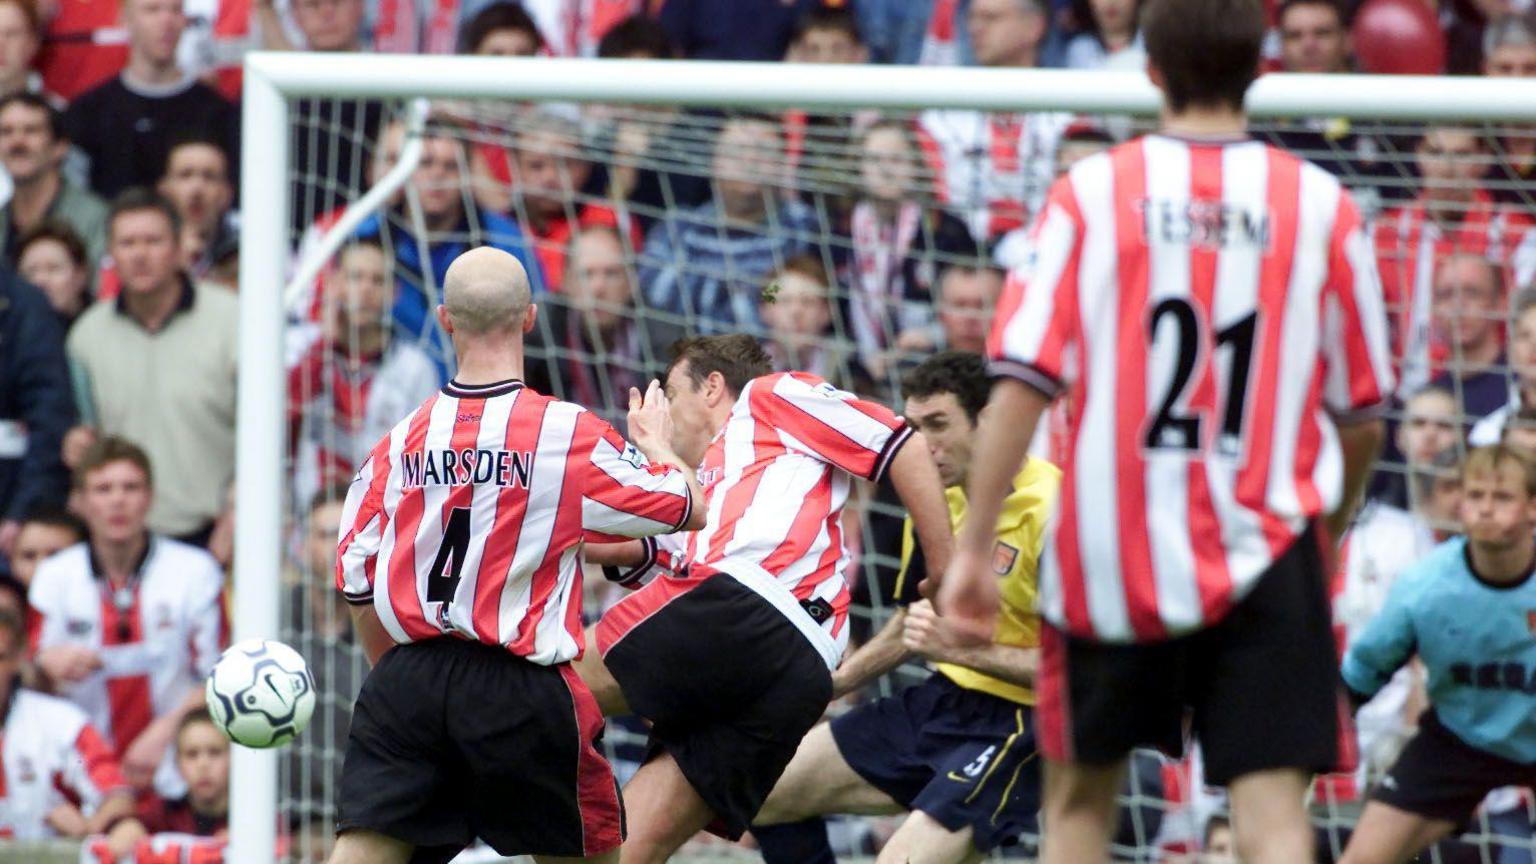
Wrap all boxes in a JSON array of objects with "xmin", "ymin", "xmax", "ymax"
[
  {"xmin": 869, "ymin": 422, "xmax": 916, "ymax": 482},
  {"xmin": 988, "ymin": 359, "xmax": 1065, "ymax": 400},
  {"xmin": 603, "ymin": 537, "xmax": 660, "ymax": 588}
]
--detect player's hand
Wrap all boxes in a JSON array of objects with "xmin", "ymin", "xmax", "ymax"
[
  {"xmin": 627, "ymin": 380, "xmax": 677, "ymax": 463},
  {"xmin": 936, "ymin": 552, "xmax": 999, "ymax": 644},
  {"xmin": 902, "ymin": 599, "xmax": 990, "ymax": 662},
  {"xmin": 37, "ymin": 645, "xmax": 103, "ymax": 685}
]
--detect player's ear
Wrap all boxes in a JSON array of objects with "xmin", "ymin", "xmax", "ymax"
[
  {"xmin": 1145, "ymin": 58, "xmax": 1165, "ymax": 93},
  {"xmin": 705, "ymin": 371, "xmax": 728, "ymax": 406},
  {"xmin": 522, "ymin": 303, "xmax": 538, "ymax": 334},
  {"xmin": 435, "ymin": 305, "xmax": 453, "ymax": 336}
]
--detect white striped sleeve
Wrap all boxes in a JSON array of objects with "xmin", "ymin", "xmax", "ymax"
[
  {"xmin": 988, "ymin": 175, "xmax": 1084, "ymax": 398},
  {"xmin": 336, "ymin": 450, "xmax": 390, "ymax": 605},
  {"xmin": 751, "ymin": 373, "xmax": 913, "ymax": 481},
  {"xmin": 1321, "ymin": 185, "xmax": 1395, "ymax": 422},
  {"xmin": 580, "ymin": 415, "xmax": 693, "ymax": 538}
]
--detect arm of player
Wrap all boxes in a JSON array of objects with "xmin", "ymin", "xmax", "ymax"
[
  {"xmin": 888, "ymin": 431, "xmax": 953, "ymax": 596},
  {"xmin": 626, "ymin": 380, "xmax": 706, "ymax": 531},
  {"xmin": 830, "ymin": 609, "xmax": 909, "ymax": 699},
  {"xmin": 901, "ymin": 600, "xmax": 1039, "ymax": 688},
  {"xmin": 944, "ymin": 381, "xmax": 1051, "ymax": 639},
  {"xmin": 1321, "ymin": 187, "xmax": 1394, "ymax": 542},
  {"xmin": 1328, "ymin": 418, "xmax": 1385, "ymax": 542},
  {"xmin": 350, "ymin": 605, "xmax": 398, "ymax": 668},
  {"xmin": 336, "ymin": 451, "xmax": 390, "ymax": 608},
  {"xmin": 1340, "ymin": 571, "xmax": 1419, "ymax": 708}
]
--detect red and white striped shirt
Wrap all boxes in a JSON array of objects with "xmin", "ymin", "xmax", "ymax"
[
  {"xmin": 990, "ymin": 134, "xmax": 1395, "ymax": 643},
  {"xmin": 0, "ymin": 690, "xmax": 127, "ymax": 841},
  {"xmin": 677, "ymin": 372, "xmax": 912, "ymax": 668},
  {"xmin": 336, "ymin": 379, "xmax": 693, "ymax": 665},
  {"xmin": 28, "ymin": 538, "xmax": 226, "ymax": 799}
]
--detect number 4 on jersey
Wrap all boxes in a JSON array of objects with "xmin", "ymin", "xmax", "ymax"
[{"xmin": 428, "ymin": 507, "xmax": 472, "ymax": 604}]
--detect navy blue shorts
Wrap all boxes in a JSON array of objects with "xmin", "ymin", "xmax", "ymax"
[{"xmin": 830, "ymin": 673, "xmax": 1040, "ymax": 851}]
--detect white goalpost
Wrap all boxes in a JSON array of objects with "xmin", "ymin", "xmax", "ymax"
[{"xmin": 235, "ymin": 52, "xmax": 1536, "ymax": 863}]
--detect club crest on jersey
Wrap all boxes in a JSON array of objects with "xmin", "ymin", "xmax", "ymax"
[
  {"xmin": 697, "ymin": 467, "xmax": 723, "ymax": 488},
  {"xmin": 155, "ymin": 606, "xmax": 174, "ymax": 630},
  {"xmin": 66, "ymin": 619, "xmax": 92, "ymax": 637},
  {"xmin": 619, "ymin": 443, "xmax": 646, "ymax": 470},
  {"xmin": 992, "ymin": 542, "xmax": 1019, "ymax": 576},
  {"xmin": 15, "ymin": 757, "xmax": 34, "ymax": 784}
]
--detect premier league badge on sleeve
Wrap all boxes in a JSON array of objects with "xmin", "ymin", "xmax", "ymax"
[
  {"xmin": 992, "ymin": 542, "xmax": 1019, "ymax": 576},
  {"xmin": 620, "ymin": 443, "xmax": 646, "ymax": 470}
]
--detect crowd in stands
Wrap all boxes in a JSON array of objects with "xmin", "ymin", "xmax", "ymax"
[{"xmin": 0, "ymin": 0, "xmax": 1531, "ymax": 860}]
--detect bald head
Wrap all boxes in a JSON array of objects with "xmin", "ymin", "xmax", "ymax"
[{"xmin": 442, "ymin": 247, "xmax": 531, "ymax": 336}]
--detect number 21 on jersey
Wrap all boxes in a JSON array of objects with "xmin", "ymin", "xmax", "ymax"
[{"xmin": 1143, "ymin": 297, "xmax": 1259, "ymax": 458}]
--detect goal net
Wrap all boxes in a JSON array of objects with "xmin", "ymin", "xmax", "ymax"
[{"xmin": 237, "ymin": 54, "xmax": 1536, "ymax": 863}]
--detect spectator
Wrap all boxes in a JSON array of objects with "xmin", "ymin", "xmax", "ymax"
[
  {"xmin": 135, "ymin": 709, "xmax": 229, "ymax": 837},
  {"xmin": 7, "ymin": 505, "xmax": 83, "ymax": 587},
  {"xmin": 285, "ymin": 485, "xmax": 366, "ymax": 859},
  {"xmin": 459, "ymin": 2, "xmax": 544, "ymax": 55},
  {"xmin": 0, "ymin": 268, "xmax": 72, "ymax": 566},
  {"xmin": 526, "ymin": 225, "xmax": 685, "ymax": 415},
  {"xmin": 353, "ymin": 117, "xmax": 543, "ymax": 381},
  {"xmin": 0, "ymin": 610, "xmax": 143, "ymax": 855},
  {"xmin": 30, "ymin": 437, "xmax": 225, "ymax": 798},
  {"xmin": 17, "ymin": 221, "xmax": 92, "ymax": 327},
  {"xmin": 1429, "ymin": 253, "xmax": 1512, "ymax": 422},
  {"xmin": 1472, "ymin": 286, "xmax": 1536, "ymax": 445},
  {"xmin": 253, "ymin": 0, "xmax": 384, "ymax": 232},
  {"xmin": 842, "ymin": 119, "xmax": 977, "ymax": 379},
  {"xmin": 639, "ymin": 113, "xmax": 821, "ymax": 333},
  {"xmin": 1376, "ymin": 384, "xmax": 1463, "ymax": 509},
  {"xmin": 855, "ymin": 0, "xmax": 961, "ymax": 65},
  {"xmin": 1064, "ymin": 0, "xmax": 1144, "ymax": 68},
  {"xmin": 0, "ymin": 0, "xmax": 42, "ymax": 101},
  {"xmin": 658, "ymin": 0, "xmax": 824, "ymax": 61},
  {"xmin": 509, "ymin": 110, "xmax": 638, "ymax": 293},
  {"xmin": 1201, "ymin": 815, "xmax": 1237, "ymax": 863},
  {"xmin": 786, "ymin": 5, "xmax": 869, "ymax": 63},
  {"xmin": 1259, "ymin": 0, "xmax": 1401, "ymax": 194},
  {"xmin": 597, "ymin": 13, "xmax": 677, "ymax": 59},
  {"xmin": 67, "ymin": 190, "xmax": 237, "ymax": 546},
  {"xmin": 0, "ymin": 93, "xmax": 107, "ymax": 272},
  {"xmin": 63, "ymin": 0, "xmax": 239, "ymax": 200},
  {"xmin": 919, "ymin": 0, "xmax": 1067, "ymax": 241},
  {"xmin": 994, "ymin": 118, "xmax": 1116, "ymax": 270},
  {"xmin": 1374, "ymin": 125, "xmax": 1535, "ymax": 396},
  {"xmin": 929, "ymin": 263, "xmax": 1004, "ymax": 354},
  {"xmin": 287, "ymin": 238, "xmax": 439, "ymax": 510},
  {"xmin": 760, "ymin": 254, "xmax": 863, "ymax": 386},
  {"xmin": 157, "ymin": 136, "xmax": 235, "ymax": 278},
  {"xmin": 1502, "ymin": 402, "xmax": 1536, "ymax": 453},
  {"xmin": 1484, "ymin": 13, "xmax": 1536, "ymax": 209}
]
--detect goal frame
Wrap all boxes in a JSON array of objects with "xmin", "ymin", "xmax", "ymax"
[{"xmin": 234, "ymin": 52, "xmax": 1536, "ymax": 862}]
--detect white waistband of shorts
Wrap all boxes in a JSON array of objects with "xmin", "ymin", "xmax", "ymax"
[{"xmin": 707, "ymin": 558, "xmax": 842, "ymax": 671}]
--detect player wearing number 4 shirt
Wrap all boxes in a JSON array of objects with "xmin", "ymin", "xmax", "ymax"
[
  {"xmin": 576, "ymin": 334, "xmax": 954, "ymax": 864},
  {"xmin": 941, "ymin": 0, "xmax": 1395, "ymax": 862},
  {"xmin": 329, "ymin": 249, "xmax": 704, "ymax": 864}
]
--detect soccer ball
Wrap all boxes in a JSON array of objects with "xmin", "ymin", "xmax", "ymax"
[{"xmin": 205, "ymin": 639, "xmax": 316, "ymax": 749}]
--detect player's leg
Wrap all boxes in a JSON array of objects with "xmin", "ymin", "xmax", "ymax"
[
  {"xmin": 619, "ymin": 749, "xmax": 718, "ymax": 864},
  {"xmin": 875, "ymin": 811, "xmax": 984, "ymax": 864},
  {"xmin": 534, "ymin": 852, "xmax": 621, "ymax": 864},
  {"xmin": 1225, "ymin": 768, "xmax": 1316, "ymax": 864},
  {"xmin": 1039, "ymin": 757, "xmax": 1127, "ymax": 864},
  {"xmin": 755, "ymin": 722, "xmax": 906, "ymax": 824},
  {"xmin": 573, "ymin": 626, "xmax": 629, "ymax": 717},
  {"xmin": 754, "ymin": 720, "xmax": 905, "ymax": 864},
  {"xmin": 326, "ymin": 830, "xmax": 413, "ymax": 864},
  {"xmin": 1195, "ymin": 524, "xmax": 1339, "ymax": 864},
  {"xmin": 1336, "ymin": 801, "xmax": 1457, "ymax": 864}
]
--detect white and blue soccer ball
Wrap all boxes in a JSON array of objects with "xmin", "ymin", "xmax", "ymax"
[{"xmin": 205, "ymin": 638, "xmax": 316, "ymax": 749}]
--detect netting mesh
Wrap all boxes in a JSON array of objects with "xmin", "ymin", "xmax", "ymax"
[{"xmin": 276, "ymin": 94, "xmax": 1536, "ymax": 862}]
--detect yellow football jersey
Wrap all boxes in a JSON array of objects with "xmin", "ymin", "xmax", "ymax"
[{"xmin": 894, "ymin": 458, "xmax": 1061, "ymax": 705}]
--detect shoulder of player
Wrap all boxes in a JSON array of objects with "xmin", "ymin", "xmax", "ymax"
[
  {"xmin": 994, "ymin": 458, "xmax": 1061, "ymax": 531},
  {"xmin": 1394, "ymin": 538, "xmax": 1472, "ymax": 600}
]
